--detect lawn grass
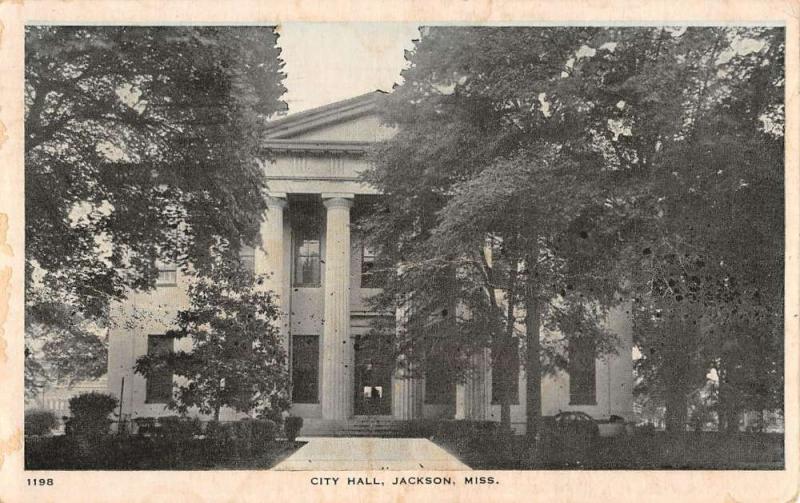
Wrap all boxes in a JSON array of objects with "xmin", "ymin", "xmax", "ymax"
[{"xmin": 434, "ymin": 431, "xmax": 784, "ymax": 470}]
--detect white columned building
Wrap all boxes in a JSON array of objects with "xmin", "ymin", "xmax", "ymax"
[{"xmin": 106, "ymin": 92, "xmax": 635, "ymax": 434}]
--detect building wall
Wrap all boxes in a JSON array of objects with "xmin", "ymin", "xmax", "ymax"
[
  {"xmin": 106, "ymin": 233, "xmax": 634, "ymax": 427},
  {"xmin": 484, "ymin": 305, "xmax": 635, "ymax": 434},
  {"xmin": 106, "ymin": 276, "xmax": 199, "ymax": 421},
  {"xmin": 106, "ymin": 100, "xmax": 634, "ymax": 426},
  {"xmin": 27, "ymin": 379, "xmax": 109, "ymax": 418}
]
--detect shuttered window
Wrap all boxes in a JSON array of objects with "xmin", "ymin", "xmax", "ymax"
[
  {"xmin": 291, "ymin": 335, "xmax": 319, "ymax": 403},
  {"xmin": 145, "ymin": 335, "xmax": 174, "ymax": 404},
  {"xmin": 569, "ymin": 338, "xmax": 597, "ymax": 405},
  {"xmin": 491, "ymin": 338, "xmax": 520, "ymax": 404}
]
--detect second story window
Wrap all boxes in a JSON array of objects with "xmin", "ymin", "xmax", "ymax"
[
  {"xmin": 292, "ymin": 200, "xmax": 322, "ymax": 287},
  {"xmin": 156, "ymin": 265, "xmax": 177, "ymax": 286},
  {"xmin": 360, "ymin": 245, "xmax": 383, "ymax": 288}
]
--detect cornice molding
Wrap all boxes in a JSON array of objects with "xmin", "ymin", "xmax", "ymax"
[{"xmin": 262, "ymin": 139, "xmax": 372, "ymax": 155}]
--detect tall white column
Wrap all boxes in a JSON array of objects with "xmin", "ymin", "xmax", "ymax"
[
  {"xmin": 455, "ymin": 349, "xmax": 491, "ymax": 420},
  {"xmin": 392, "ymin": 295, "xmax": 424, "ymax": 419},
  {"xmin": 392, "ymin": 373, "xmax": 424, "ymax": 420},
  {"xmin": 256, "ymin": 195, "xmax": 288, "ymax": 323},
  {"xmin": 321, "ymin": 196, "xmax": 354, "ymax": 419}
]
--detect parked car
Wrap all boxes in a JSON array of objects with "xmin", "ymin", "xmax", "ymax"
[
  {"xmin": 554, "ymin": 411, "xmax": 600, "ymax": 438},
  {"xmin": 598, "ymin": 414, "xmax": 629, "ymax": 438}
]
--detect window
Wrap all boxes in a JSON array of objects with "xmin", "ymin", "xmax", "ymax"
[
  {"xmin": 360, "ymin": 245, "xmax": 385, "ymax": 288},
  {"xmin": 145, "ymin": 335, "xmax": 174, "ymax": 404},
  {"xmin": 295, "ymin": 237, "xmax": 321, "ymax": 286},
  {"xmin": 291, "ymin": 335, "xmax": 319, "ymax": 403},
  {"xmin": 156, "ymin": 265, "xmax": 177, "ymax": 286},
  {"xmin": 292, "ymin": 201, "xmax": 322, "ymax": 287},
  {"xmin": 240, "ymin": 245, "xmax": 255, "ymax": 274},
  {"xmin": 491, "ymin": 338, "xmax": 520, "ymax": 404},
  {"xmin": 569, "ymin": 338, "xmax": 597, "ymax": 405}
]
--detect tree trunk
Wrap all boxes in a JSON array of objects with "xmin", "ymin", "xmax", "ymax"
[
  {"xmin": 663, "ymin": 317, "xmax": 694, "ymax": 435},
  {"xmin": 664, "ymin": 388, "xmax": 687, "ymax": 434},
  {"xmin": 717, "ymin": 365, "xmax": 741, "ymax": 435},
  {"xmin": 498, "ymin": 340, "xmax": 512, "ymax": 435},
  {"xmin": 664, "ymin": 350, "xmax": 689, "ymax": 434},
  {"xmin": 723, "ymin": 407, "xmax": 740, "ymax": 435},
  {"xmin": 525, "ymin": 290, "xmax": 542, "ymax": 445}
]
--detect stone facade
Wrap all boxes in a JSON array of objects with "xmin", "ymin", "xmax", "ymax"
[{"xmin": 106, "ymin": 92, "xmax": 634, "ymax": 433}]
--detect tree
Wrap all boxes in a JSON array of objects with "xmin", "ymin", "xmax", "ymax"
[
  {"xmin": 25, "ymin": 26, "xmax": 287, "ymax": 391},
  {"xmin": 365, "ymin": 25, "xmax": 783, "ymax": 444},
  {"xmin": 580, "ymin": 27, "xmax": 785, "ymax": 432},
  {"xmin": 362, "ymin": 27, "xmax": 626, "ymax": 440},
  {"xmin": 544, "ymin": 26, "xmax": 785, "ymax": 433},
  {"xmin": 134, "ymin": 252, "xmax": 290, "ymax": 421}
]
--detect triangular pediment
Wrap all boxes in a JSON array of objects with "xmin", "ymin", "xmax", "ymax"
[{"xmin": 264, "ymin": 91, "xmax": 394, "ymax": 145}]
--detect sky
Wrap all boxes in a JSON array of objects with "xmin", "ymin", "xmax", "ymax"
[{"xmin": 276, "ymin": 23, "xmax": 421, "ymax": 114}]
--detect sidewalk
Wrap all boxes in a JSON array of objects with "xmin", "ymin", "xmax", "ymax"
[{"xmin": 272, "ymin": 437, "xmax": 471, "ymax": 470}]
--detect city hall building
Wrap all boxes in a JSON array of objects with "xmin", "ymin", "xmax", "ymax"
[{"xmin": 107, "ymin": 92, "xmax": 634, "ymax": 434}]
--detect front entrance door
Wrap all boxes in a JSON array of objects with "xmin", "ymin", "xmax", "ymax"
[{"xmin": 354, "ymin": 334, "xmax": 392, "ymax": 415}]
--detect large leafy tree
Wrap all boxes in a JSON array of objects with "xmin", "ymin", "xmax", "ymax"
[
  {"xmin": 25, "ymin": 26, "xmax": 287, "ymax": 393},
  {"xmin": 362, "ymin": 27, "xmax": 627, "ymax": 439},
  {"xmin": 364, "ymin": 25, "xmax": 783, "ymax": 443},
  {"xmin": 134, "ymin": 253, "xmax": 289, "ymax": 421},
  {"xmin": 573, "ymin": 26, "xmax": 785, "ymax": 432},
  {"xmin": 534, "ymin": 26, "xmax": 784, "ymax": 433}
]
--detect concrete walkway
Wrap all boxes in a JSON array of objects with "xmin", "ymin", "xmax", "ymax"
[{"xmin": 272, "ymin": 437, "xmax": 471, "ymax": 471}]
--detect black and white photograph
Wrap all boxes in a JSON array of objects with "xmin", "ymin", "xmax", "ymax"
[{"xmin": 19, "ymin": 20, "xmax": 787, "ymax": 477}]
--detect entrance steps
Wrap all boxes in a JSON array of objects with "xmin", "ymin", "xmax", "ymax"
[{"xmin": 299, "ymin": 416, "xmax": 406, "ymax": 437}]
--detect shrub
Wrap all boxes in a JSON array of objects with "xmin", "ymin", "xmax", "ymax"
[
  {"xmin": 203, "ymin": 419, "xmax": 277, "ymax": 459},
  {"xmin": 434, "ymin": 420, "xmax": 498, "ymax": 442},
  {"xmin": 400, "ymin": 419, "xmax": 439, "ymax": 438},
  {"xmin": 134, "ymin": 417, "xmax": 158, "ymax": 436},
  {"xmin": 157, "ymin": 415, "xmax": 200, "ymax": 440},
  {"xmin": 67, "ymin": 392, "xmax": 118, "ymax": 437},
  {"xmin": 633, "ymin": 422, "xmax": 657, "ymax": 437},
  {"xmin": 284, "ymin": 416, "xmax": 303, "ymax": 441},
  {"xmin": 206, "ymin": 421, "xmax": 237, "ymax": 459},
  {"xmin": 25, "ymin": 410, "xmax": 58, "ymax": 437},
  {"xmin": 25, "ymin": 435, "xmax": 79, "ymax": 469},
  {"xmin": 251, "ymin": 419, "xmax": 277, "ymax": 445}
]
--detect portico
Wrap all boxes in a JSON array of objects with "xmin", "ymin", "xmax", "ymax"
[{"xmin": 260, "ymin": 92, "xmax": 423, "ymax": 422}]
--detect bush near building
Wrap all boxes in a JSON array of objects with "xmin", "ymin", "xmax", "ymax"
[
  {"xmin": 428, "ymin": 419, "xmax": 783, "ymax": 470},
  {"xmin": 25, "ymin": 416, "xmax": 300, "ymax": 470},
  {"xmin": 24, "ymin": 410, "xmax": 58, "ymax": 437},
  {"xmin": 65, "ymin": 392, "xmax": 118, "ymax": 437}
]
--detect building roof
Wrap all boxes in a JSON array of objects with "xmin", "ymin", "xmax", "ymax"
[{"xmin": 264, "ymin": 91, "xmax": 385, "ymax": 144}]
